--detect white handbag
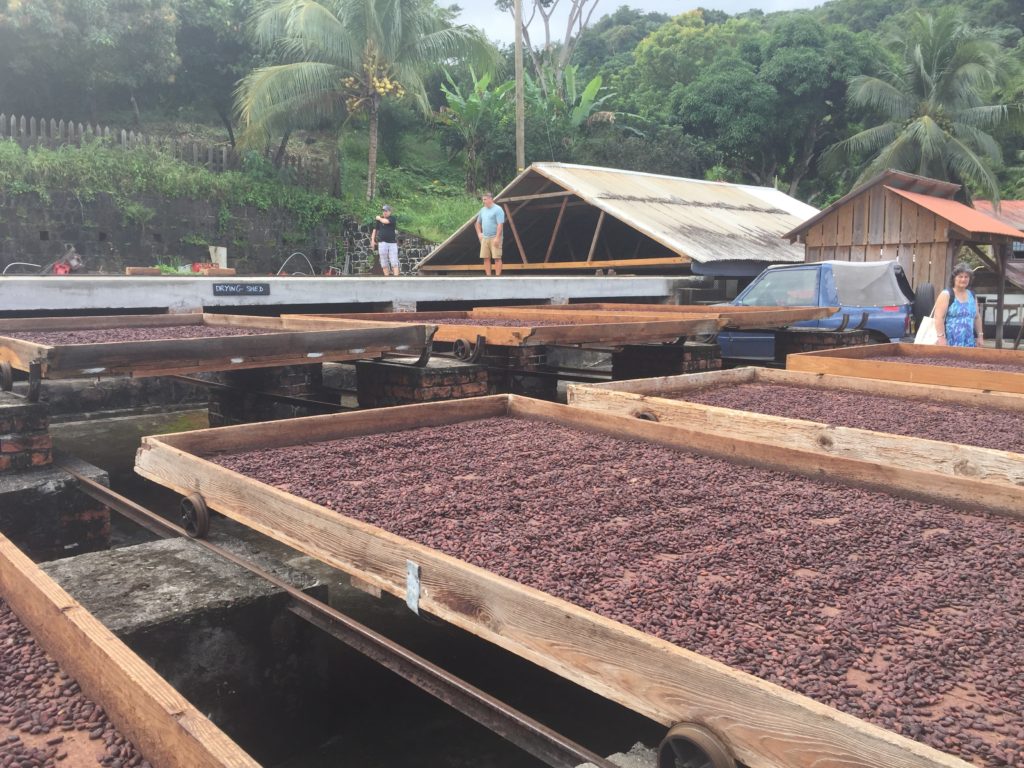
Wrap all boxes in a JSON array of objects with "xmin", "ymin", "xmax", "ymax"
[{"xmin": 914, "ymin": 315, "xmax": 938, "ymax": 344}]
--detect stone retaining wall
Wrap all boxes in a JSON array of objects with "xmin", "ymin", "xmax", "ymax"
[{"xmin": 0, "ymin": 190, "xmax": 437, "ymax": 277}]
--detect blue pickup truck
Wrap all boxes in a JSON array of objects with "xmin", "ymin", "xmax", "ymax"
[{"xmin": 717, "ymin": 260, "xmax": 922, "ymax": 362}]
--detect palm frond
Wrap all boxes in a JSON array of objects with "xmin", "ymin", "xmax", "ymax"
[
  {"xmin": 943, "ymin": 133, "xmax": 1001, "ymax": 202},
  {"xmin": 948, "ymin": 122, "xmax": 1002, "ymax": 163},
  {"xmin": 847, "ymin": 76, "xmax": 915, "ymax": 121}
]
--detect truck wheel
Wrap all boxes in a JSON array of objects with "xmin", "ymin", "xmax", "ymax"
[{"xmin": 913, "ymin": 284, "xmax": 936, "ymax": 330}]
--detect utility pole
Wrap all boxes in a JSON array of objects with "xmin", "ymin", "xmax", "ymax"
[{"xmin": 514, "ymin": 0, "xmax": 525, "ymax": 172}]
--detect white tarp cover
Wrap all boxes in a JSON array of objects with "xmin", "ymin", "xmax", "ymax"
[{"xmin": 830, "ymin": 261, "xmax": 909, "ymax": 306}]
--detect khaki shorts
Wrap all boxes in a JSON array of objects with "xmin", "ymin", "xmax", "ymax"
[{"xmin": 479, "ymin": 236, "xmax": 503, "ymax": 261}]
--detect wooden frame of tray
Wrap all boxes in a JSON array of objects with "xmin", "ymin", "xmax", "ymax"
[
  {"xmin": 566, "ymin": 367, "xmax": 1024, "ymax": 517},
  {"xmin": 136, "ymin": 395, "xmax": 983, "ymax": 768},
  {"xmin": 786, "ymin": 342, "xmax": 1024, "ymax": 394},
  {"xmin": 285, "ymin": 310, "xmax": 723, "ymax": 347},
  {"xmin": 470, "ymin": 304, "xmax": 839, "ymax": 329},
  {"xmin": 0, "ymin": 313, "xmax": 434, "ymax": 379},
  {"xmin": 0, "ymin": 532, "xmax": 258, "ymax": 768}
]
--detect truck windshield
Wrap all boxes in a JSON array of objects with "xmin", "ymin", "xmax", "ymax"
[{"xmin": 738, "ymin": 269, "xmax": 819, "ymax": 307}]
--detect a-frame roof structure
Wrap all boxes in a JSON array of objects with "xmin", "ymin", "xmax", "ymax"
[{"xmin": 416, "ymin": 163, "xmax": 816, "ymax": 275}]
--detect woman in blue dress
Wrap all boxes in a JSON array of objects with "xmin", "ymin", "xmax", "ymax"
[{"xmin": 933, "ymin": 263, "xmax": 984, "ymax": 347}]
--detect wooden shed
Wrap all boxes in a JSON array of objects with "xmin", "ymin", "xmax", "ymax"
[{"xmin": 783, "ymin": 170, "xmax": 1024, "ymax": 294}]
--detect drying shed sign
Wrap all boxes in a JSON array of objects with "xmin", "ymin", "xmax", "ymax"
[{"xmin": 212, "ymin": 283, "xmax": 270, "ymax": 296}]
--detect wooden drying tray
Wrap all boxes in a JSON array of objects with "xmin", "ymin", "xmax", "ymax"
[
  {"xmin": 567, "ymin": 366, "xmax": 1024, "ymax": 518},
  {"xmin": 136, "ymin": 395, "xmax": 982, "ymax": 768},
  {"xmin": 787, "ymin": 342, "xmax": 1024, "ymax": 394},
  {"xmin": 285, "ymin": 310, "xmax": 723, "ymax": 347},
  {"xmin": 0, "ymin": 313, "xmax": 434, "ymax": 379},
  {"xmin": 471, "ymin": 304, "xmax": 839, "ymax": 330},
  {"xmin": 0, "ymin": 531, "xmax": 258, "ymax": 768}
]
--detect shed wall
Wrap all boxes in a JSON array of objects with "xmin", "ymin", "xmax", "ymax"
[{"xmin": 804, "ymin": 189, "xmax": 954, "ymax": 292}]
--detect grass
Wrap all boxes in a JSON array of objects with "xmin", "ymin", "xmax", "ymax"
[
  {"xmin": 337, "ymin": 125, "xmax": 480, "ymax": 242},
  {"xmin": 0, "ymin": 115, "xmax": 484, "ymax": 245}
]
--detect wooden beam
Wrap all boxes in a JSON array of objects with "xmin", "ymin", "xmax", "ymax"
[
  {"xmin": 544, "ymin": 197, "xmax": 568, "ymax": 263},
  {"xmin": 417, "ymin": 256, "xmax": 692, "ymax": 273},
  {"xmin": 500, "ymin": 190, "xmax": 576, "ymax": 203},
  {"xmin": 134, "ymin": 397, "xmax": 976, "ymax": 768},
  {"xmin": 503, "ymin": 203, "xmax": 528, "ymax": 264},
  {"xmin": 0, "ymin": 534, "xmax": 258, "ymax": 768},
  {"xmin": 787, "ymin": 343, "xmax": 1024, "ymax": 394},
  {"xmin": 967, "ymin": 244, "xmax": 998, "ymax": 272},
  {"xmin": 586, "ymin": 210, "xmax": 606, "ymax": 264}
]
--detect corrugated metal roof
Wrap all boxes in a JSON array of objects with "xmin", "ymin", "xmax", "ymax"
[
  {"xmin": 417, "ymin": 163, "xmax": 815, "ymax": 268},
  {"xmin": 886, "ymin": 187, "xmax": 1024, "ymax": 238},
  {"xmin": 974, "ymin": 200, "xmax": 1024, "ymax": 230}
]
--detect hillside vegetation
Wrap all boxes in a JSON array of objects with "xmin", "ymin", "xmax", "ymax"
[{"xmin": 0, "ymin": 0, "xmax": 1021, "ymax": 242}]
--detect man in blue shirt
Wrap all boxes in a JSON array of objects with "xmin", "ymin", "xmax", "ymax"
[{"xmin": 474, "ymin": 192, "xmax": 505, "ymax": 276}]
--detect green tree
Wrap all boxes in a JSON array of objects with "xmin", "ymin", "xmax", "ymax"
[
  {"xmin": 172, "ymin": 0, "xmax": 262, "ymax": 146},
  {"xmin": 824, "ymin": 9, "xmax": 1023, "ymax": 203},
  {"xmin": 437, "ymin": 70, "xmax": 514, "ymax": 193},
  {"xmin": 0, "ymin": 0, "xmax": 179, "ymax": 119},
  {"xmin": 236, "ymin": 0, "xmax": 495, "ymax": 200}
]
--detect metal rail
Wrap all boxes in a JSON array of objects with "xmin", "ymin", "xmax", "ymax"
[{"xmin": 60, "ymin": 463, "xmax": 620, "ymax": 768}]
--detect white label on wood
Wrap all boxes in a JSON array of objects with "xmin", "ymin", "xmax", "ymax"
[{"xmin": 406, "ymin": 560, "xmax": 421, "ymax": 614}]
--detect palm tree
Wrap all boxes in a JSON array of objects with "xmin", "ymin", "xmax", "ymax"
[
  {"xmin": 236, "ymin": 0, "xmax": 495, "ymax": 200},
  {"xmin": 824, "ymin": 9, "xmax": 1022, "ymax": 203}
]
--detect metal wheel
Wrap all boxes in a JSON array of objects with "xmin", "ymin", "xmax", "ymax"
[
  {"xmin": 0, "ymin": 361, "xmax": 12, "ymax": 392},
  {"xmin": 452, "ymin": 337, "xmax": 474, "ymax": 361},
  {"xmin": 658, "ymin": 723, "xmax": 736, "ymax": 768},
  {"xmin": 180, "ymin": 493, "xmax": 210, "ymax": 539}
]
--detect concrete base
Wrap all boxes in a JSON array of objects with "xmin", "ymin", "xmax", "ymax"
[
  {"xmin": 11, "ymin": 375, "xmax": 206, "ymax": 421},
  {"xmin": 774, "ymin": 328, "xmax": 871, "ymax": 364},
  {"xmin": 612, "ymin": 342, "xmax": 721, "ymax": 380},
  {"xmin": 208, "ymin": 364, "xmax": 339, "ymax": 426},
  {"xmin": 356, "ymin": 357, "xmax": 488, "ymax": 407},
  {"xmin": 42, "ymin": 538, "xmax": 335, "ymax": 765},
  {"xmin": 0, "ymin": 455, "xmax": 110, "ymax": 560},
  {"xmin": 51, "ymin": 409, "xmax": 208, "ymax": 476},
  {"xmin": 578, "ymin": 743, "xmax": 656, "ymax": 768}
]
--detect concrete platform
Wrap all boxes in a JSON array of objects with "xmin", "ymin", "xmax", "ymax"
[
  {"xmin": 42, "ymin": 537, "xmax": 335, "ymax": 764},
  {"xmin": 0, "ymin": 275, "xmax": 708, "ymax": 314}
]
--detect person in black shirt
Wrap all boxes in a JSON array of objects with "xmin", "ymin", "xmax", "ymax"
[{"xmin": 371, "ymin": 204, "xmax": 400, "ymax": 276}]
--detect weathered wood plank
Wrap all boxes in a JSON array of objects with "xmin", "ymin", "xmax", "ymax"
[
  {"xmin": 787, "ymin": 343, "xmax": 1024, "ymax": 393},
  {"xmin": 0, "ymin": 314, "xmax": 431, "ymax": 378},
  {"xmin": 417, "ymin": 256, "xmax": 691, "ymax": 272},
  {"xmin": 0, "ymin": 534, "xmax": 258, "ymax": 768},
  {"xmin": 135, "ymin": 397, "xmax": 973, "ymax": 768},
  {"xmin": 566, "ymin": 384, "xmax": 1024, "ymax": 516}
]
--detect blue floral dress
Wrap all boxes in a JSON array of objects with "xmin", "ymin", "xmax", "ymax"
[{"xmin": 943, "ymin": 289, "xmax": 977, "ymax": 347}]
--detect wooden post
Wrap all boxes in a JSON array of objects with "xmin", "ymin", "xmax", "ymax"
[
  {"xmin": 586, "ymin": 210, "xmax": 606, "ymax": 263},
  {"xmin": 503, "ymin": 204, "xmax": 528, "ymax": 264},
  {"xmin": 544, "ymin": 197, "xmax": 568, "ymax": 263},
  {"xmin": 996, "ymin": 242, "xmax": 1009, "ymax": 348}
]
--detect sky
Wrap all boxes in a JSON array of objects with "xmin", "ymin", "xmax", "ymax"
[{"xmin": 455, "ymin": 0, "xmax": 822, "ymax": 44}]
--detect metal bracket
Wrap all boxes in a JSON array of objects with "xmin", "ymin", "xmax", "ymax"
[
  {"xmin": 413, "ymin": 339, "xmax": 433, "ymax": 367},
  {"xmin": 27, "ymin": 362, "xmax": 41, "ymax": 403},
  {"xmin": 453, "ymin": 334, "xmax": 486, "ymax": 363},
  {"xmin": 835, "ymin": 314, "xmax": 850, "ymax": 332},
  {"xmin": 0, "ymin": 361, "xmax": 12, "ymax": 392},
  {"xmin": 854, "ymin": 311, "xmax": 870, "ymax": 330},
  {"xmin": 406, "ymin": 560, "xmax": 421, "ymax": 614}
]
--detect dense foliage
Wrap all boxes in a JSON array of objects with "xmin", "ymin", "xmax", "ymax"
[{"xmin": 1, "ymin": 0, "xmax": 1022, "ymax": 224}]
